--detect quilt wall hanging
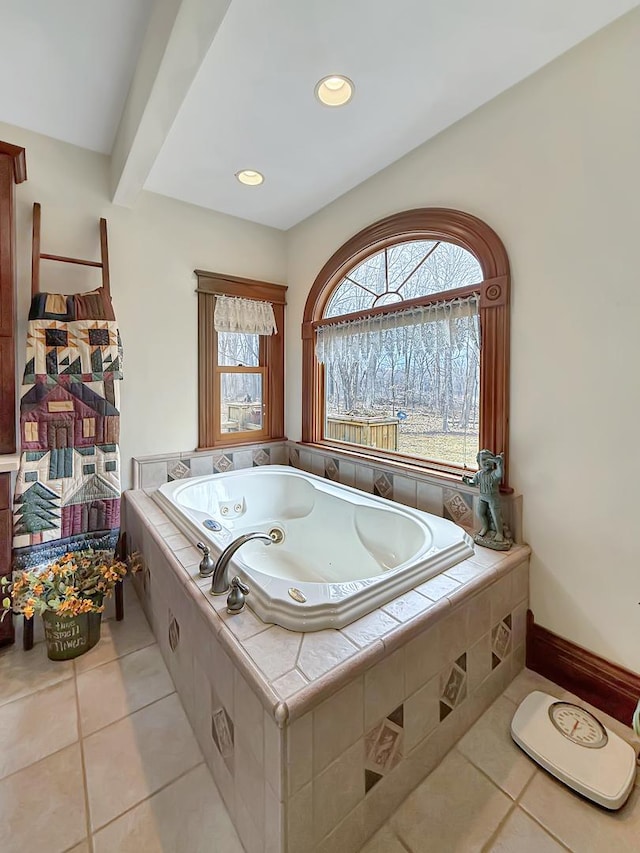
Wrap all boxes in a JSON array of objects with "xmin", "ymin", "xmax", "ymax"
[{"xmin": 12, "ymin": 286, "xmax": 123, "ymax": 570}]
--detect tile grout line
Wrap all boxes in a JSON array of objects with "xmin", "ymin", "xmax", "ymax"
[
  {"xmin": 73, "ymin": 659, "xmax": 95, "ymax": 853},
  {"xmin": 80, "ymin": 685, "xmax": 178, "ymax": 741},
  {"xmin": 513, "ymin": 771, "xmax": 573, "ymax": 852},
  {"xmin": 388, "ymin": 827, "xmax": 413, "ymax": 853},
  {"xmin": 0, "ymin": 651, "xmax": 174, "ymax": 787},
  {"xmin": 478, "ymin": 801, "xmax": 518, "ymax": 853},
  {"xmin": 73, "ymin": 636, "xmax": 157, "ymax": 676},
  {"xmin": 448, "ymin": 745, "xmax": 519, "ymax": 853},
  {"xmin": 0, "ymin": 670, "xmax": 74, "ymax": 711},
  {"xmin": 90, "ymin": 760, "xmax": 207, "ymax": 839}
]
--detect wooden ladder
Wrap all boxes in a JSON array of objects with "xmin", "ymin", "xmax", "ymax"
[{"xmin": 31, "ymin": 202, "xmax": 111, "ymax": 297}]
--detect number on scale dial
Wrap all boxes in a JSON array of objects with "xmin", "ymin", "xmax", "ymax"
[{"xmin": 548, "ymin": 702, "xmax": 608, "ymax": 749}]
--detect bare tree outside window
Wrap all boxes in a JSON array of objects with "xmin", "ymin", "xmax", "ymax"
[
  {"xmin": 320, "ymin": 241, "xmax": 482, "ymax": 468},
  {"xmin": 217, "ymin": 332, "xmax": 263, "ymax": 433}
]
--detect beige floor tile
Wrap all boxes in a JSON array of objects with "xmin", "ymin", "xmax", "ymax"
[
  {"xmin": 520, "ymin": 768, "xmax": 640, "ymax": 852},
  {"xmin": 502, "ymin": 668, "xmax": 565, "ymax": 706},
  {"xmin": 0, "ymin": 678, "xmax": 78, "ymax": 779},
  {"xmin": 0, "ymin": 744, "xmax": 86, "ymax": 853},
  {"xmin": 457, "ymin": 695, "xmax": 536, "ymax": 799},
  {"xmin": 74, "ymin": 594, "xmax": 155, "ymax": 674},
  {"xmin": 487, "ymin": 807, "xmax": 566, "ymax": 852},
  {"xmin": 92, "ymin": 763, "xmax": 243, "ymax": 853},
  {"xmin": 360, "ymin": 823, "xmax": 409, "ymax": 853},
  {"xmin": 84, "ymin": 692, "xmax": 203, "ymax": 830},
  {"xmin": 77, "ymin": 643, "xmax": 175, "ymax": 735},
  {"xmin": 391, "ymin": 750, "xmax": 511, "ymax": 852},
  {"xmin": 0, "ymin": 634, "xmax": 73, "ymax": 708}
]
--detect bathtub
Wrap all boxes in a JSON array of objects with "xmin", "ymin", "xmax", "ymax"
[{"xmin": 153, "ymin": 465, "xmax": 474, "ymax": 631}]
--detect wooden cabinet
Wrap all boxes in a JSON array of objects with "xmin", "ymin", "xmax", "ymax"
[{"xmin": 0, "ymin": 140, "xmax": 26, "ymax": 646}]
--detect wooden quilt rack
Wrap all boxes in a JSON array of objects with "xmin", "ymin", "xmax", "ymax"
[
  {"xmin": 22, "ymin": 202, "xmax": 122, "ymax": 652},
  {"xmin": 31, "ymin": 201, "xmax": 111, "ymax": 297}
]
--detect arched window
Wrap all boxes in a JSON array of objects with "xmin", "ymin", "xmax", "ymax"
[{"xmin": 301, "ymin": 209, "xmax": 510, "ymax": 483}]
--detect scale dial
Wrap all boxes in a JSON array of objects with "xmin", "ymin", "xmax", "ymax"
[{"xmin": 548, "ymin": 701, "xmax": 608, "ymax": 749}]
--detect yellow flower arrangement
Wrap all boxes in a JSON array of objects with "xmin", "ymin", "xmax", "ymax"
[{"xmin": 1, "ymin": 550, "xmax": 140, "ymax": 621}]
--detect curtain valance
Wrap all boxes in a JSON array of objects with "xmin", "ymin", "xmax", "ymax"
[
  {"xmin": 315, "ymin": 293, "xmax": 479, "ymax": 364},
  {"xmin": 214, "ymin": 295, "xmax": 277, "ymax": 335}
]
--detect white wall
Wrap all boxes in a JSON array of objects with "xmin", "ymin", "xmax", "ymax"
[
  {"xmin": 285, "ymin": 10, "xmax": 640, "ymax": 671},
  {"xmin": 0, "ymin": 121, "xmax": 287, "ymax": 490}
]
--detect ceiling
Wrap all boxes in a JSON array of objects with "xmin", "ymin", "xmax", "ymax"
[
  {"xmin": 0, "ymin": 0, "xmax": 154, "ymax": 153},
  {"xmin": 0, "ymin": 0, "xmax": 637, "ymax": 228}
]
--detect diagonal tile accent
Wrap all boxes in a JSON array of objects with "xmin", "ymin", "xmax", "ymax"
[
  {"xmin": 253, "ymin": 448, "xmax": 270, "ymax": 466},
  {"xmin": 168, "ymin": 459, "xmax": 190, "ymax": 481},
  {"xmin": 440, "ymin": 655, "xmax": 467, "ymax": 720},
  {"xmin": 364, "ymin": 706, "xmax": 404, "ymax": 792},
  {"xmin": 491, "ymin": 616, "xmax": 512, "ymax": 668},
  {"xmin": 325, "ymin": 457, "xmax": 340, "ymax": 481},
  {"xmin": 443, "ymin": 488, "xmax": 474, "ymax": 526},
  {"xmin": 373, "ymin": 471, "xmax": 393, "ymax": 499}
]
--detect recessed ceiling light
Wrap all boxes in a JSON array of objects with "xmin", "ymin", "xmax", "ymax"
[
  {"xmin": 315, "ymin": 75, "xmax": 354, "ymax": 107},
  {"xmin": 235, "ymin": 169, "xmax": 264, "ymax": 186}
]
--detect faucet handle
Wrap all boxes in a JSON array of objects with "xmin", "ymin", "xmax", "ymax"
[
  {"xmin": 196, "ymin": 542, "xmax": 215, "ymax": 578},
  {"xmin": 226, "ymin": 576, "xmax": 250, "ymax": 615}
]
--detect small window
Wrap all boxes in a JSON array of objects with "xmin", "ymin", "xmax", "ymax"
[
  {"xmin": 197, "ymin": 272, "xmax": 287, "ymax": 449},
  {"xmin": 302, "ymin": 209, "xmax": 511, "ymax": 482}
]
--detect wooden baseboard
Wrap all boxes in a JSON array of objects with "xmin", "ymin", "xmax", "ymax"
[{"xmin": 526, "ymin": 610, "xmax": 640, "ymax": 727}]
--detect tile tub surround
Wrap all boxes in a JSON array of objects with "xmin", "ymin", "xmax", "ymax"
[
  {"xmin": 289, "ymin": 441, "xmax": 523, "ymax": 547},
  {"xmin": 124, "ymin": 489, "xmax": 530, "ymax": 853},
  {"xmin": 132, "ymin": 439, "xmax": 522, "ymax": 547},
  {"xmin": 133, "ymin": 440, "xmax": 289, "ymax": 490}
]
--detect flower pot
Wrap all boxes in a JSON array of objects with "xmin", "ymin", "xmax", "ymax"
[{"xmin": 42, "ymin": 610, "xmax": 102, "ymax": 661}]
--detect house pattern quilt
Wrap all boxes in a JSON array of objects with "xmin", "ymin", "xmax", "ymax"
[{"xmin": 12, "ymin": 287, "xmax": 123, "ymax": 569}]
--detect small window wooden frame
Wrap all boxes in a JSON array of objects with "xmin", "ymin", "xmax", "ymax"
[
  {"xmin": 197, "ymin": 270, "xmax": 287, "ymax": 450},
  {"xmin": 301, "ymin": 208, "xmax": 511, "ymax": 485}
]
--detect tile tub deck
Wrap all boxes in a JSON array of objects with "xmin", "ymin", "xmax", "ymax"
[{"xmin": 124, "ymin": 488, "xmax": 531, "ymax": 853}]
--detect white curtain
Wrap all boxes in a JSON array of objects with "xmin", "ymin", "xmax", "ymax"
[
  {"xmin": 315, "ymin": 293, "xmax": 479, "ymax": 364},
  {"xmin": 214, "ymin": 295, "xmax": 277, "ymax": 335}
]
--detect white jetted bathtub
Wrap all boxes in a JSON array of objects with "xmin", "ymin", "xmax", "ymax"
[{"xmin": 153, "ymin": 466, "xmax": 474, "ymax": 631}]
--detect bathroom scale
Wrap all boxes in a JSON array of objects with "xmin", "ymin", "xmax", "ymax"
[{"xmin": 511, "ymin": 691, "xmax": 637, "ymax": 810}]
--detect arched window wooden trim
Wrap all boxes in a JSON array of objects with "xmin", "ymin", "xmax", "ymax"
[{"xmin": 301, "ymin": 208, "xmax": 511, "ymax": 486}]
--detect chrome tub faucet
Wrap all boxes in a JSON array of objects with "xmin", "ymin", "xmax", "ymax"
[{"xmin": 210, "ymin": 531, "xmax": 273, "ymax": 595}]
